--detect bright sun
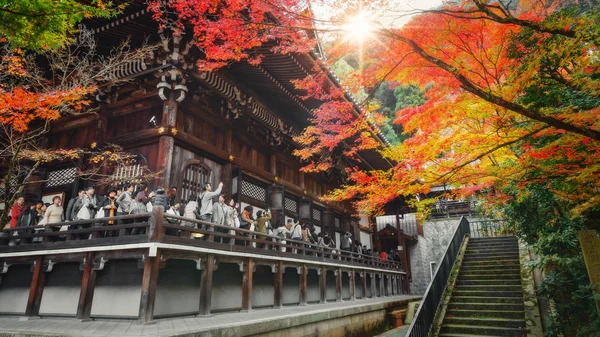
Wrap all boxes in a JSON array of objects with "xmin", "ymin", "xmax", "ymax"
[{"xmin": 342, "ymin": 11, "xmax": 374, "ymax": 42}]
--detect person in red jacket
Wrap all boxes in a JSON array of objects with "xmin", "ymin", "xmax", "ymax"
[
  {"xmin": 10, "ymin": 196, "xmax": 26, "ymax": 228},
  {"xmin": 379, "ymin": 250, "xmax": 388, "ymax": 262}
]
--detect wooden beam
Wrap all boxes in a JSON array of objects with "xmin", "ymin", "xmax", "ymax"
[
  {"xmin": 299, "ymin": 265, "xmax": 308, "ymax": 306},
  {"xmin": 335, "ymin": 268, "xmax": 342, "ymax": 302},
  {"xmin": 138, "ymin": 250, "xmax": 161, "ymax": 323},
  {"xmin": 76, "ymin": 252, "xmax": 97, "ymax": 321},
  {"xmin": 199, "ymin": 254, "xmax": 215, "ymax": 316},
  {"xmin": 274, "ymin": 261, "xmax": 283, "ymax": 308},
  {"xmin": 241, "ymin": 257, "xmax": 254, "ymax": 312},
  {"xmin": 320, "ymin": 266, "xmax": 326, "ymax": 304},
  {"xmin": 379, "ymin": 273, "xmax": 385, "ymax": 297},
  {"xmin": 349, "ymin": 270, "xmax": 356, "ymax": 301},
  {"xmin": 25, "ymin": 256, "xmax": 45, "ymax": 317}
]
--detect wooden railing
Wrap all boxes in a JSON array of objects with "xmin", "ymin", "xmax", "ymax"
[{"xmin": 0, "ymin": 208, "xmax": 403, "ymax": 272}]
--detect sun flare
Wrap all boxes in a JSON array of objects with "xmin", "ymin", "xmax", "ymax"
[{"xmin": 342, "ymin": 11, "xmax": 373, "ymax": 42}]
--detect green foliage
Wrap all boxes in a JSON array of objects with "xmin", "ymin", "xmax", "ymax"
[
  {"xmin": 393, "ymin": 84, "xmax": 426, "ymax": 113},
  {"xmin": 0, "ymin": 0, "xmax": 116, "ymax": 51},
  {"xmin": 497, "ymin": 183, "xmax": 600, "ymax": 337}
]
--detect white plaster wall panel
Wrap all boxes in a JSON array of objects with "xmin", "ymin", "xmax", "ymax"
[
  {"xmin": 90, "ymin": 260, "xmax": 143, "ymax": 318},
  {"xmin": 0, "ymin": 264, "xmax": 30, "ymax": 314},
  {"xmin": 39, "ymin": 263, "xmax": 81, "ymax": 316},
  {"xmin": 154, "ymin": 259, "xmax": 201, "ymax": 317}
]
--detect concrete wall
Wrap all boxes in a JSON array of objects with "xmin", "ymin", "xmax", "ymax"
[
  {"xmin": 0, "ymin": 264, "xmax": 30, "ymax": 315},
  {"xmin": 90, "ymin": 259, "xmax": 143, "ymax": 318},
  {"xmin": 252, "ymin": 265, "xmax": 274, "ymax": 308},
  {"xmin": 155, "ymin": 259, "xmax": 201, "ymax": 318},
  {"xmin": 326, "ymin": 271, "xmax": 336, "ymax": 301},
  {"xmin": 250, "ymin": 307, "xmax": 389, "ymax": 337},
  {"xmin": 354, "ymin": 272, "xmax": 363, "ymax": 299},
  {"xmin": 282, "ymin": 267, "xmax": 300, "ymax": 306},
  {"xmin": 211, "ymin": 262, "xmax": 242, "ymax": 312},
  {"xmin": 39, "ymin": 263, "xmax": 81, "ymax": 316},
  {"xmin": 342, "ymin": 273, "xmax": 351, "ymax": 300},
  {"xmin": 307, "ymin": 269, "xmax": 320, "ymax": 303},
  {"xmin": 408, "ymin": 217, "xmax": 476, "ymax": 295}
]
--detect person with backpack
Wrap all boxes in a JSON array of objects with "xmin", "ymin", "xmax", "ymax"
[
  {"xmin": 273, "ymin": 222, "xmax": 292, "ymax": 252},
  {"xmin": 317, "ymin": 231, "xmax": 335, "ymax": 258},
  {"xmin": 289, "ymin": 218, "xmax": 303, "ymax": 254}
]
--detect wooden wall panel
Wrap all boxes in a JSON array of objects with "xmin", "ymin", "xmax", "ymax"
[{"xmin": 169, "ymin": 145, "xmax": 223, "ymax": 194}]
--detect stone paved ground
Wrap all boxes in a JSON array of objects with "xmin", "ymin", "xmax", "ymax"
[{"xmin": 0, "ymin": 295, "xmax": 419, "ymax": 337}]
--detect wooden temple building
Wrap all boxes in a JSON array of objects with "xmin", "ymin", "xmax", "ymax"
[{"xmin": 0, "ymin": 0, "xmax": 412, "ymax": 323}]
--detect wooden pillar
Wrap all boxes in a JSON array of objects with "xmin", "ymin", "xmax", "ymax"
[
  {"xmin": 299, "ymin": 198, "xmax": 312, "ymax": 227},
  {"xmin": 155, "ymin": 90, "xmax": 178, "ymax": 189},
  {"xmin": 199, "ymin": 255, "xmax": 215, "ymax": 316},
  {"xmin": 242, "ymin": 258, "xmax": 254, "ymax": 312},
  {"xmin": 319, "ymin": 266, "xmax": 326, "ymax": 303},
  {"xmin": 76, "ymin": 252, "xmax": 97, "ymax": 320},
  {"xmin": 391, "ymin": 275, "xmax": 396, "ymax": 295},
  {"xmin": 274, "ymin": 261, "xmax": 283, "ymax": 308},
  {"xmin": 299, "ymin": 265, "xmax": 308, "ymax": 306},
  {"xmin": 397, "ymin": 275, "xmax": 402, "ymax": 295},
  {"xmin": 268, "ymin": 185, "xmax": 285, "ymax": 228},
  {"xmin": 370, "ymin": 273, "xmax": 377, "ymax": 298},
  {"xmin": 386, "ymin": 274, "xmax": 392, "ymax": 296},
  {"xmin": 335, "ymin": 268, "xmax": 342, "ymax": 302},
  {"xmin": 361, "ymin": 271, "xmax": 367, "ymax": 299},
  {"xmin": 379, "ymin": 273, "xmax": 385, "ymax": 297},
  {"xmin": 138, "ymin": 250, "xmax": 161, "ymax": 323},
  {"xmin": 349, "ymin": 271, "xmax": 356, "ymax": 300},
  {"xmin": 25, "ymin": 256, "xmax": 45, "ymax": 317}
]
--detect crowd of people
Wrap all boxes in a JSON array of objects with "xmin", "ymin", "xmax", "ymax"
[{"xmin": 3, "ymin": 182, "xmax": 401, "ymax": 266}]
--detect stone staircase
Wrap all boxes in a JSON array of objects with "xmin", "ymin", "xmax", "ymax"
[{"xmin": 439, "ymin": 236, "xmax": 527, "ymax": 337}]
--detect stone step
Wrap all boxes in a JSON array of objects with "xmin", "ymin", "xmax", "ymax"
[
  {"xmin": 450, "ymin": 296, "xmax": 523, "ymax": 304},
  {"xmin": 469, "ymin": 236, "xmax": 517, "ymax": 243},
  {"xmin": 458, "ymin": 273, "xmax": 521, "ymax": 280},
  {"xmin": 438, "ymin": 333, "xmax": 512, "ymax": 337},
  {"xmin": 446, "ymin": 309, "xmax": 525, "ymax": 319},
  {"xmin": 461, "ymin": 260, "xmax": 520, "ymax": 267},
  {"xmin": 443, "ymin": 317, "xmax": 526, "ymax": 329},
  {"xmin": 441, "ymin": 324, "xmax": 526, "ymax": 336},
  {"xmin": 464, "ymin": 250, "xmax": 520, "ymax": 256},
  {"xmin": 452, "ymin": 290, "xmax": 523, "ymax": 298},
  {"xmin": 460, "ymin": 264, "xmax": 521, "ymax": 272},
  {"xmin": 463, "ymin": 254, "xmax": 521, "ymax": 262},
  {"xmin": 467, "ymin": 244, "xmax": 519, "ymax": 251},
  {"xmin": 456, "ymin": 279, "xmax": 521, "ymax": 286},
  {"xmin": 466, "ymin": 248, "xmax": 519, "ymax": 254},
  {"xmin": 455, "ymin": 285, "xmax": 523, "ymax": 292},
  {"xmin": 447, "ymin": 302, "xmax": 525, "ymax": 311}
]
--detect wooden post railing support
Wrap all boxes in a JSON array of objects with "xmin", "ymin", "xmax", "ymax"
[
  {"xmin": 335, "ymin": 268, "xmax": 342, "ymax": 302},
  {"xmin": 319, "ymin": 266, "xmax": 326, "ymax": 303},
  {"xmin": 25, "ymin": 256, "xmax": 45, "ymax": 318},
  {"xmin": 379, "ymin": 273, "xmax": 385, "ymax": 297},
  {"xmin": 299, "ymin": 265, "xmax": 308, "ymax": 306},
  {"xmin": 199, "ymin": 254, "xmax": 215, "ymax": 316},
  {"xmin": 149, "ymin": 207, "xmax": 165, "ymax": 241},
  {"xmin": 242, "ymin": 257, "xmax": 254, "ymax": 312},
  {"xmin": 76, "ymin": 252, "xmax": 97, "ymax": 321},
  {"xmin": 138, "ymin": 249, "xmax": 160, "ymax": 323},
  {"xmin": 274, "ymin": 261, "xmax": 283, "ymax": 308},
  {"xmin": 349, "ymin": 270, "xmax": 356, "ymax": 301}
]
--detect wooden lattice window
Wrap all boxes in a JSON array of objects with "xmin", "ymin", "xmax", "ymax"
[
  {"xmin": 312, "ymin": 206, "xmax": 322, "ymax": 223},
  {"xmin": 334, "ymin": 216, "xmax": 341, "ymax": 228},
  {"xmin": 45, "ymin": 167, "xmax": 77, "ymax": 188},
  {"xmin": 240, "ymin": 179, "xmax": 267, "ymax": 203},
  {"xmin": 178, "ymin": 160, "xmax": 212, "ymax": 204},
  {"xmin": 284, "ymin": 195, "xmax": 298, "ymax": 215}
]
